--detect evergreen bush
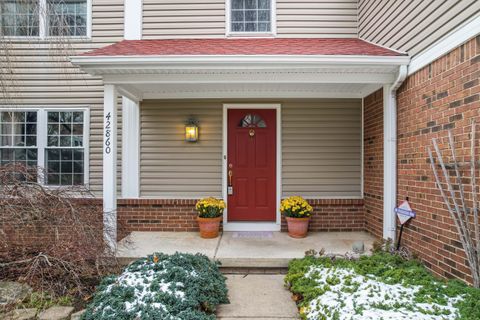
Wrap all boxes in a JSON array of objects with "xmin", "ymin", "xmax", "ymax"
[{"xmin": 82, "ymin": 252, "xmax": 229, "ymax": 320}]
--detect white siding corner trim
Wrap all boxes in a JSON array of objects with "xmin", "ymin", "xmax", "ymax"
[
  {"xmin": 222, "ymin": 103, "xmax": 282, "ymax": 232},
  {"xmin": 124, "ymin": 0, "xmax": 142, "ymax": 40},
  {"xmin": 408, "ymin": 15, "xmax": 480, "ymax": 75}
]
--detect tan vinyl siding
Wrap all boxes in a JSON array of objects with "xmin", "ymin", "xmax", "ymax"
[
  {"xmin": 142, "ymin": 0, "xmax": 358, "ymax": 39},
  {"xmin": 276, "ymin": 0, "xmax": 358, "ymax": 38},
  {"xmin": 358, "ymin": 0, "xmax": 480, "ymax": 56},
  {"xmin": 0, "ymin": 0, "xmax": 125, "ymax": 195},
  {"xmin": 140, "ymin": 101, "xmax": 223, "ymax": 198},
  {"xmin": 282, "ymin": 100, "xmax": 362, "ymax": 198},
  {"xmin": 142, "ymin": 0, "xmax": 226, "ymax": 39},
  {"xmin": 140, "ymin": 100, "xmax": 362, "ymax": 199}
]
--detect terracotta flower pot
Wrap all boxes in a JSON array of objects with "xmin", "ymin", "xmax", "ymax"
[
  {"xmin": 197, "ymin": 216, "xmax": 222, "ymax": 239},
  {"xmin": 286, "ymin": 217, "xmax": 310, "ymax": 238}
]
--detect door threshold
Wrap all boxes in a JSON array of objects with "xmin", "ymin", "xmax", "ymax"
[{"xmin": 223, "ymin": 222, "xmax": 281, "ymax": 232}]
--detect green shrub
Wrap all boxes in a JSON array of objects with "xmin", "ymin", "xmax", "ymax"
[
  {"xmin": 285, "ymin": 252, "xmax": 480, "ymax": 320},
  {"xmin": 82, "ymin": 252, "xmax": 229, "ymax": 320}
]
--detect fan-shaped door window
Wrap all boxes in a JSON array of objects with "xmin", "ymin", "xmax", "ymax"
[{"xmin": 239, "ymin": 113, "xmax": 267, "ymax": 128}]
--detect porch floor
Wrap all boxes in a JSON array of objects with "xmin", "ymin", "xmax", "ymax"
[{"xmin": 116, "ymin": 231, "xmax": 376, "ymax": 267}]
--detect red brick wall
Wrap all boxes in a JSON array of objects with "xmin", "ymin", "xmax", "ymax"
[
  {"xmin": 117, "ymin": 198, "xmax": 364, "ymax": 233},
  {"xmin": 281, "ymin": 199, "xmax": 364, "ymax": 232},
  {"xmin": 117, "ymin": 199, "xmax": 199, "ymax": 233},
  {"xmin": 363, "ymin": 36, "xmax": 480, "ymax": 284},
  {"xmin": 363, "ymin": 89, "xmax": 384, "ymax": 238}
]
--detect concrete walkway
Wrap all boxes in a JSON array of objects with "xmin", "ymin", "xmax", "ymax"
[
  {"xmin": 117, "ymin": 231, "xmax": 375, "ymax": 267},
  {"xmin": 217, "ymin": 274, "xmax": 299, "ymax": 319}
]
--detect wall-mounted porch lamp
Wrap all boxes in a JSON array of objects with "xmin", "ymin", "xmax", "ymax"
[{"xmin": 185, "ymin": 117, "xmax": 199, "ymax": 142}]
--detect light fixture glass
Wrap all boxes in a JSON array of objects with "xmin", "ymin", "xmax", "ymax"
[{"xmin": 185, "ymin": 117, "xmax": 199, "ymax": 142}]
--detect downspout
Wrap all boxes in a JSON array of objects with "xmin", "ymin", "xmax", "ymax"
[{"xmin": 383, "ymin": 65, "xmax": 408, "ymax": 241}]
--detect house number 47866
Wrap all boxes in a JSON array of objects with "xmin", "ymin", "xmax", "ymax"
[{"xmin": 104, "ymin": 112, "xmax": 112, "ymax": 154}]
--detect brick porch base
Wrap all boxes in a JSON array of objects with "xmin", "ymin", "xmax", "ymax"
[{"xmin": 117, "ymin": 198, "xmax": 364, "ymax": 234}]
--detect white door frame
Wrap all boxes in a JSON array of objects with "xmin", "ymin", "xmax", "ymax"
[{"xmin": 222, "ymin": 103, "xmax": 282, "ymax": 231}]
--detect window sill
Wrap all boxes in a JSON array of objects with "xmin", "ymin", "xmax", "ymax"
[{"xmin": 226, "ymin": 32, "xmax": 276, "ymax": 38}]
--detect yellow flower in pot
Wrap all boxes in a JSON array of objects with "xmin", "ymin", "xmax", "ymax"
[
  {"xmin": 280, "ymin": 196, "xmax": 313, "ymax": 238},
  {"xmin": 195, "ymin": 197, "xmax": 225, "ymax": 239}
]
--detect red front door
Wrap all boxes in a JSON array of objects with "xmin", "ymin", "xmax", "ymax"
[{"xmin": 227, "ymin": 109, "xmax": 276, "ymax": 221}]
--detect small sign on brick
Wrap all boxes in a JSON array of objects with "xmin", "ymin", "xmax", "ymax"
[{"xmin": 395, "ymin": 200, "xmax": 416, "ymax": 225}]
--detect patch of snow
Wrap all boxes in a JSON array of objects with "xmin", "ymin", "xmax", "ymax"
[
  {"xmin": 303, "ymin": 266, "xmax": 462, "ymax": 320},
  {"xmin": 105, "ymin": 260, "xmax": 186, "ymax": 318}
]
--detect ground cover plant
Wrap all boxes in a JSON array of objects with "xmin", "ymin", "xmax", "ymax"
[
  {"xmin": 81, "ymin": 252, "xmax": 229, "ymax": 320},
  {"xmin": 286, "ymin": 252, "xmax": 480, "ymax": 320}
]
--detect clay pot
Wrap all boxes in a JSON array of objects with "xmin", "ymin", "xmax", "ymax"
[
  {"xmin": 286, "ymin": 217, "xmax": 310, "ymax": 238},
  {"xmin": 197, "ymin": 216, "xmax": 222, "ymax": 239}
]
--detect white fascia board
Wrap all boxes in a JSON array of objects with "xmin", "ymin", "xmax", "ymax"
[
  {"xmin": 409, "ymin": 15, "xmax": 480, "ymax": 75},
  {"xmin": 71, "ymin": 54, "xmax": 410, "ymax": 69}
]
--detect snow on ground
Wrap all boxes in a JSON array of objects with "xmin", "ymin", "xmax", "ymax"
[
  {"xmin": 98, "ymin": 260, "xmax": 187, "ymax": 318},
  {"xmin": 303, "ymin": 266, "xmax": 462, "ymax": 320}
]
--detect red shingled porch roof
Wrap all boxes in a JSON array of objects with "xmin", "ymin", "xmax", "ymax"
[{"xmin": 81, "ymin": 38, "xmax": 404, "ymax": 57}]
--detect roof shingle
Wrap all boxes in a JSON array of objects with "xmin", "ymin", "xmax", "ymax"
[{"xmin": 80, "ymin": 38, "xmax": 404, "ymax": 57}]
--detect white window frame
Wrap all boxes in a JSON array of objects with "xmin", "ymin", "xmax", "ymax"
[
  {"xmin": 1, "ymin": 0, "xmax": 92, "ymax": 39},
  {"xmin": 225, "ymin": 0, "xmax": 276, "ymax": 38},
  {"xmin": 0, "ymin": 106, "xmax": 90, "ymax": 187}
]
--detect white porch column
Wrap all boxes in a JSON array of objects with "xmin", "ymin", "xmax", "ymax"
[
  {"xmin": 103, "ymin": 84, "xmax": 118, "ymax": 251},
  {"xmin": 124, "ymin": 0, "xmax": 142, "ymax": 40},
  {"xmin": 383, "ymin": 85, "xmax": 397, "ymax": 240},
  {"xmin": 121, "ymin": 97, "xmax": 140, "ymax": 198}
]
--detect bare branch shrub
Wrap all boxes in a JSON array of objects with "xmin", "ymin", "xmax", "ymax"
[
  {"xmin": 428, "ymin": 120, "xmax": 480, "ymax": 287},
  {"xmin": 0, "ymin": 164, "xmax": 121, "ymax": 301}
]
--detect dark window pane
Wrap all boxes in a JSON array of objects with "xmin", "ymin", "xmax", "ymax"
[
  {"xmin": 231, "ymin": 22, "xmax": 244, "ymax": 32},
  {"xmin": 232, "ymin": 11, "xmax": 244, "ymax": 22},
  {"xmin": 60, "ymin": 136, "xmax": 71, "ymax": 146},
  {"xmin": 26, "ymin": 112, "xmax": 37, "ymax": 122},
  {"xmin": 73, "ymin": 161, "xmax": 83, "ymax": 173},
  {"xmin": 258, "ymin": 0, "xmax": 270, "ymax": 9},
  {"xmin": 232, "ymin": 0, "xmax": 244, "ymax": 9},
  {"xmin": 60, "ymin": 174, "xmax": 73, "ymax": 185},
  {"xmin": 73, "ymin": 112, "xmax": 83, "ymax": 123},
  {"xmin": 60, "ymin": 149, "xmax": 73, "ymax": 161},
  {"xmin": 48, "ymin": 112, "xmax": 59, "ymax": 123},
  {"xmin": 72, "ymin": 136, "xmax": 83, "ymax": 147},
  {"xmin": 61, "ymin": 161, "xmax": 73, "ymax": 173},
  {"xmin": 60, "ymin": 123, "xmax": 72, "ymax": 134},
  {"xmin": 73, "ymin": 174, "xmax": 83, "ymax": 185},
  {"xmin": 245, "ymin": 23, "xmax": 256, "ymax": 32},
  {"xmin": 258, "ymin": 10, "xmax": 270, "ymax": 21},
  {"xmin": 47, "ymin": 149, "xmax": 60, "ymax": 161},
  {"xmin": 245, "ymin": 10, "xmax": 256, "ymax": 22},
  {"xmin": 47, "ymin": 174, "xmax": 60, "ymax": 185},
  {"xmin": 245, "ymin": 0, "xmax": 256, "ymax": 9},
  {"xmin": 47, "ymin": 161, "xmax": 60, "ymax": 173},
  {"xmin": 73, "ymin": 149, "xmax": 83, "ymax": 161},
  {"xmin": 48, "ymin": 136, "xmax": 59, "ymax": 147}
]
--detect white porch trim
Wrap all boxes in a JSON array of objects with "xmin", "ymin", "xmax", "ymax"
[
  {"xmin": 103, "ymin": 84, "xmax": 118, "ymax": 251},
  {"xmin": 383, "ymin": 65, "xmax": 407, "ymax": 241},
  {"xmin": 121, "ymin": 97, "xmax": 140, "ymax": 198},
  {"xmin": 222, "ymin": 103, "xmax": 282, "ymax": 232}
]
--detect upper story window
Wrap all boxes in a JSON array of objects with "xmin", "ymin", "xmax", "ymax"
[
  {"xmin": 0, "ymin": 0, "xmax": 39, "ymax": 37},
  {"xmin": 0, "ymin": 0, "xmax": 89, "ymax": 38},
  {"xmin": 229, "ymin": 0, "xmax": 274, "ymax": 35}
]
